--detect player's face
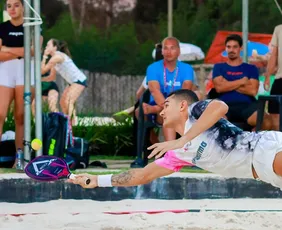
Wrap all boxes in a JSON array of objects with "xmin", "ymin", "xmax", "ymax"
[
  {"xmin": 162, "ymin": 39, "xmax": 180, "ymax": 62},
  {"xmin": 225, "ymin": 40, "xmax": 241, "ymax": 60},
  {"xmin": 6, "ymin": 0, "xmax": 23, "ymax": 20},
  {"xmin": 160, "ymin": 96, "xmax": 180, "ymax": 128},
  {"xmin": 45, "ymin": 40, "xmax": 57, "ymax": 55}
]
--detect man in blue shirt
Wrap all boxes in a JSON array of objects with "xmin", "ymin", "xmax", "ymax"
[
  {"xmin": 144, "ymin": 37, "xmax": 194, "ymax": 140},
  {"xmin": 212, "ymin": 34, "xmax": 271, "ymax": 129}
]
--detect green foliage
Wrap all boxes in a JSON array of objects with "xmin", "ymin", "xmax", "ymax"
[
  {"xmin": 43, "ymin": 13, "xmax": 76, "ymax": 44},
  {"xmin": 72, "ymin": 118, "xmax": 134, "ymax": 157},
  {"xmin": 0, "ymin": 1, "xmax": 3, "ymax": 23},
  {"xmin": 4, "ymin": 106, "xmax": 135, "ymax": 156},
  {"xmin": 41, "ymin": 0, "xmax": 282, "ymax": 74},
  {"xmin": 3, "ymin": 97, "xmax": 134, "ymax": 156},
  {"xmin": 43, "ymin": 14, "xmax": 154, "ymax": 76}
]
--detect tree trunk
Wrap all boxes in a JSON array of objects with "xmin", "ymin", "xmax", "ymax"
[
  {"xmin": 68, "ymin": 0, "xmax": 77, "ymax": 38},
  {"xmin": 105, "ymin": 0, "xmax": 114, "ymax": 29},
  {"xmin": 78, "ymin": 0, "xmax": 86, "ymax": 35}
]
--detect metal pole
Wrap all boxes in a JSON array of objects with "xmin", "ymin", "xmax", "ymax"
[
  {"xmin": 242, "ymin": 0, "xmax": 248, "ymax": 62},
  {"xmin": 33, "ymin": 0, "xmax": 42, "ymax": 156},
  {"xmin": 24, "ymin": 0, "xmax": 32, "ymax": 163},
  {"xmin": 168, "ymin": 0, "xmax": 173, "ymax": 37}
]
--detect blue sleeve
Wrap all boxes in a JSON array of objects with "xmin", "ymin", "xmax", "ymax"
[
  {"xmin": 212, "ymin": 64, "xmax": 222, "ymax": 79},
  {"xmin": 182, "ymin": 64, "xmax": 194, "ymax": 82},
  {"xmin": 146, "ymin": 64, "xmax": 159, "ymax": 82},
  {"xmin": 248, "ymin": 65, "xmax": 259, "ymax": 80}
]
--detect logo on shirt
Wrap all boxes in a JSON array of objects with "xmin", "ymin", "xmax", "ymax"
[
  {"xmin": 166, "ymin": 81, "xmax": 180, "ymax": 87},
  {"xmin": 9, "ymin": 32, "xmax": 23, "ymax": 36},
  {"xmin": 183, "ymin": 142, "xmax": 191, "ymax": 151},
  {"xmin": 192, "ymin": 141, "xmax": 207, "ymax": 164},
  {"xmin": 226, "ymin": 71, "xmax": 243, "ymax": 76}
]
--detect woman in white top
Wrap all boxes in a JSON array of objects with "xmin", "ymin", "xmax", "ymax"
[{"xmin": 41, "ymin": 39, "xmax": 87, "ymax": 121}]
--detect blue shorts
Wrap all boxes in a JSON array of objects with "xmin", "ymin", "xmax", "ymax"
[
  {"xmin": 147, "ymin": 100, "xmax": 160, "ymax": 124},
  {"xmin": 73, "ymin": 80, "xmax": 87, "ymax": 87}
]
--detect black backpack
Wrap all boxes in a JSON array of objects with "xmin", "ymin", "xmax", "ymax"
[
  {"xmin": 66, "ymin": 137, "xmax": 90, "ymax": 170},
  {"xmin": 0, "ymin": 140, "xmax": 16, "ymax": 168},
  {"xmin": 42, "ymin": 112, "xmax": 73, "ymax": 158},
  {"xmin": 42, "ymin": 112, "xmax": 89, "ymax": 170}
]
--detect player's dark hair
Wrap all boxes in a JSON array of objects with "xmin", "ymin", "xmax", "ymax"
[
  {"xmin": 167, "ymin": 89, "xmax": 199, "ymax": 105},
  {"xmin": 155, "ymin": 43, "xmax": 163, "ymax": 61},
  {"xmin": 51, "ymin": 39, "xmax": 72, "ymax": 58},
  {"xmin": 6, "ymin": 0, "xmax": 24, "ymax": 7},
  {"xmin": 225, "ymin": 34, "xmax": 243, "ymax": 47}
]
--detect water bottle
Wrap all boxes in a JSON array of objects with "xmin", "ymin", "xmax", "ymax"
[{"xmin": 15, "ymin": 148, "xmax": 24, "ymax": 170}]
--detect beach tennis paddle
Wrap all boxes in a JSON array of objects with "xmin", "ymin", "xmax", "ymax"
[{"xmin": 25, "ymin": 155, "xmax": 90, "ymax": 185}]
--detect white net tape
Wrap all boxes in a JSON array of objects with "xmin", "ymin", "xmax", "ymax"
[{"xmin": 23, "ymin": 0, "xmax": 42, "ymax": 27}]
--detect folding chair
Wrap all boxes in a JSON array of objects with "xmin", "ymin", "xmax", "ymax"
[{"xmin": 130, "ymin": 90, "xmax": 162, "ymax": 168}]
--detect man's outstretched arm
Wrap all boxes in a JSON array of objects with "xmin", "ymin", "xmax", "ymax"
[
  {"xmin": 148, "ymin": 100, "xmax": 229, "ymax": 159},
  {"xmin": 69, "ymin": 162, "xmax": 174, "ymax": 189}
]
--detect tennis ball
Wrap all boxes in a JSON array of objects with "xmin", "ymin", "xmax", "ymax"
[{"xmin": 31, "ymin": 139, "xmax": 42, "ymax": 151}]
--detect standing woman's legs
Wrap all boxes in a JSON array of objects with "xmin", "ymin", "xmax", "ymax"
[
  {"xmin": 65, "ymin": 83, "xmax": 85, "ymax": 120},
  {"xmin": 60, "ymin": 85, "xmax": 71, "ymax": 115},
  {"xmin": 0, "ymin": 59, "xmax": 18, "ymax": 141},
  {"xmin": 14, "ymin": 86, "xmax": 35, "ymax": 149},
  {"xmin": 47, "ymin": 89, "xmax": 59, "ymax": 112},
  {"xmin": 0, "ymin": 86, "xmax": 15, "ymax": 139}
]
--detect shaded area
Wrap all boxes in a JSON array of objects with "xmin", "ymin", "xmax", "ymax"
[{"xmin": 1, "ymin": 177, "xmax": 282, "ymax": 203}]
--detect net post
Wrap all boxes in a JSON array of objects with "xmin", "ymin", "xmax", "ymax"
[
  {"xmin": 23, "ymin": 0, "xmax": 32, "ymax": 164},
  {"xmin": 33, "ymin": 0, "xmax": 43, "ymax": 157}
]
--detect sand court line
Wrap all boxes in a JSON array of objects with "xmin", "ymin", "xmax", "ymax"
[{"xmin": 1, "ymin": 199, "xmax": 282, "ymax": 230}]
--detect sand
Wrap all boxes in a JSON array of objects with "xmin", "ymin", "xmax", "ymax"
[{"xmin": 0, "ymin": 199, "xmax": 282, "ymax": 230}]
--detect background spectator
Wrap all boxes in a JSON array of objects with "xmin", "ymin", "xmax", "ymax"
[
  {"xmin": 264, "ymin": 25, "xmax": 282, "ymax": 131},
  {"xmin": 212, "ymin": 34, "xmax": 271, "ymax": 130},
  {"xmin": 144, "ymin": 36, "xmax": 194, "ymax": 140},
  {"xmin": 41, "ymin": 39, "xmax": 87, "ymax": 124},
  {"xmin": 0, "ymin": 0, "xmax": 43, "ymax": 160}
]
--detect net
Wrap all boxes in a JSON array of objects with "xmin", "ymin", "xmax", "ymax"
[{"xmin": 23, "ymin": 0, "xmax": 42, "ymax": 27}]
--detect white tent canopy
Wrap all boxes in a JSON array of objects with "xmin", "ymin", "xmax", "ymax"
[{"xmin": 152, "ymin": 42, "xmax": 205, "ymax": 61}]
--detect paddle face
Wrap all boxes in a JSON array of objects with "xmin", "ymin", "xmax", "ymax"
[{"xmin": 25, "ymin": 155, "xmax": 71, "ymax": 182}]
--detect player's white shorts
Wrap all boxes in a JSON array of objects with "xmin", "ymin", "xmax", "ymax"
[
  {"xmin": 0, "ymin": 59, "xmax": 35, "ymax": 88},
  {"xmin": 253, "ymin": 131, "xmax": 282, "ymax": 189}
]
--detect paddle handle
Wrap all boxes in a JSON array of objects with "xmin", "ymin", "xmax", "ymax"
[{"xmin": 69, "ymin": 173, "xmax": 91, "ymax": 185}]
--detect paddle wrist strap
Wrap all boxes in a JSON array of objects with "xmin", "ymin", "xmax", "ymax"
[{"xmin": 97, "ymin": 174, "xmax": 113, "ymax": 187}]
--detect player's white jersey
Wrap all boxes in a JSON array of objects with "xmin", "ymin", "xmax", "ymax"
[
  {"xmin": 174, "ymin": 100, "xmax": 265, "ymax": 179},
  {"xmin": 54, "ymin": 51, "xmax": 87, "ymax": 84}
]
